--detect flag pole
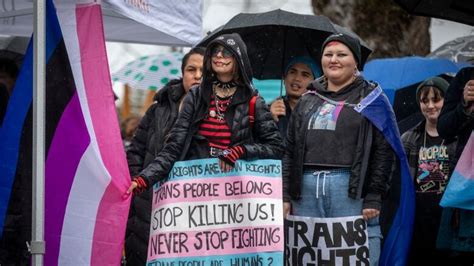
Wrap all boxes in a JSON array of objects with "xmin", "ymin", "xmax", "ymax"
[{"xmin": 31, "ymin": 0, "xmax": 46, "ymax": 265}]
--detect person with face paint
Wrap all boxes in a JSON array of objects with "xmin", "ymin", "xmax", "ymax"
[
  {"xmin": 269, "ymin": 57, "xmax": 320, "ymax": 138},
  {"xmin": 398, "ymin": 77, "xmax": 456, "ymax": 265},
  {"xmin": 126, "ymin": 33, "xmax": 283, "ymax": 195},
  {"xmin": 124, "ymin": 47, "xmax": 205, "ymax": 265},
  {"xmin": 282, "ymin": 33, "xmax": 394, "ymax": 265}
]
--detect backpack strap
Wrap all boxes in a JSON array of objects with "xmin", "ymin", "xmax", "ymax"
[{"xmin": 249, "ymin": 95, "xmax": 258, "ymax": 129}]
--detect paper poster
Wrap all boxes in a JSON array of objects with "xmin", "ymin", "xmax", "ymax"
[
  {"xmin": 285, "ymin": 215, "xmax": 369, "ymax": 266},
  {"xmin": 147, "ymin": 159, "xmax": 283, "ymax": 266}
]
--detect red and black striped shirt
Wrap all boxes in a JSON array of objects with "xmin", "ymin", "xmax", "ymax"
[{"xmin": 198, "ymin": 94, "xmax": 232, "ymax": 150}]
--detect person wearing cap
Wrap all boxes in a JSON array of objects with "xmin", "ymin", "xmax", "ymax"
[
  {"xmin": 126, "ymin": 33, "xmax": 283, "ymax": 193},
  {"xmin": 399, "ymin": 77, "xmax": 456, "ymax": 265},
  {"xmin": 269, "ymin": 56, "xmax": 321, "ymax": 138},
  {"xmin": 282, "ymin": 33, "xmax": 394, "ymax": 265}
]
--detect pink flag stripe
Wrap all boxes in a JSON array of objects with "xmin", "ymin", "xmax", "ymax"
[
  {"xmin": 148, "ymin": 226, "xmax": 283, "ymax": 260},
  {"xmin": 75, "ymin": 4, "xmax": 130, "ymax": 265}
]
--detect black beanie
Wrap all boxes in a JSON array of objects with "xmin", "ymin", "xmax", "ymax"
[
  {"xmin": 416, "ymin": 76, "xmax": 449, "ymax": 102},
  {"xmin": 321, "ymin": 33, "xmax": 362, "ymax": 69}
]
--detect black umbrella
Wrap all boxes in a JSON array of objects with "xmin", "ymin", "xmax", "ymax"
[
  {"xmin": 198, "ymin": 9, "xmax": 371, "ymax": 81},
  {"xmin": 394, "ymin": 74, "xmax": 456, "ymax": 134},
  {"xmin": 429, "ymin": 35, "xmax": 474, "ymax": 64},
  {"xmin": 394, "ymin": 0, "xmax": 474, "ymax": 26}
]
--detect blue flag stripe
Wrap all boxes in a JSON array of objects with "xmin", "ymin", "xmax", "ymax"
[{"xmin": 355, "ymin": 85, "xmax": 415, "ymax": 266}]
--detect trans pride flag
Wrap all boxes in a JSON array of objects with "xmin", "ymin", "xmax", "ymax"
[
  {"xmin": 440, "ymin": 132, "xmax": 474, "ymax": 210},
  {"xmin": 354, "ymin": 86, "xmax": 415, "ymax": 266},
  {"xmin": 0, "ymin": 0, "xmax": 131, "ymax": 264}
]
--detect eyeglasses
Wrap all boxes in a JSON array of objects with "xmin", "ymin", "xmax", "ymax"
[{"xmin": 211, "ymin": 46, "xmax": 233, "ymax": 58}]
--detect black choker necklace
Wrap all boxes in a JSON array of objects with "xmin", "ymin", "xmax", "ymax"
[{"xmin": 212, "ymin": 79, "xmax": 237, "ymax": 90}]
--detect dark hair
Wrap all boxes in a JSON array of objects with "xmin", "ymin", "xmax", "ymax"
[
  {"xmin": 418, "ymin": 86, "xmax": 444, "ymax": 104},
  {"xmin": 181, "ymin": 47, "xmax": 205, "ymax": 73},
  {"xmin": 0, "ymin": 58, "xmax": 19, "ymax": 79}
]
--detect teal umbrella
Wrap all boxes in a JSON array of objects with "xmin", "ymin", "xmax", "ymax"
[{"xmin": 112, "ymin": 52, "xmax": 183, "ymax": 90}]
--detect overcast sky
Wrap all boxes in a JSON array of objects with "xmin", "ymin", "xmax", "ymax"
[
  {"xmin": 108, "ymin": 0, "xmax": 472, "ymax": 74},
  {"xmin": 106, "ymin": 0, "xmax": 472, "ymax": 104},
  {"xmin": 106, "ymin": 0, "xmax": 473, "ymax": 103}
]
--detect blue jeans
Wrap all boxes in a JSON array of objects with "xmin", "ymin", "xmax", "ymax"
[{"xmin": 291, "ymin": 168, "xmax": 381, "ymax": 266}]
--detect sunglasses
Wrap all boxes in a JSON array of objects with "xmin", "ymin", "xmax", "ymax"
[{"xmin": 211, "ymin": 46, "xmax": 233, "ymax": 58}]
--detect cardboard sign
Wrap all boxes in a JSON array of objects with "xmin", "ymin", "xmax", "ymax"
[
  {"xmin": 147, "ymin": 159, "xmax": 283, "ymax": 266},
  {"xmin": 285, "ymin": 215, "xmax": 369, "ymax": 266}
]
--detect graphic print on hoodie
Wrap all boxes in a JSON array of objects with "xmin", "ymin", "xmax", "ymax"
[{"xmin": 307, "ymin": 101, "xmax": 344, "ymax": 131}]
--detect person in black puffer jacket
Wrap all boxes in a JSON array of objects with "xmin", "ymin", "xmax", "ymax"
[
  {"xmin": 127, "ymin": 33, "xmax": 283, "ymax": 199},
  {"xmin": 124, "ymin": 47, "xmax": 205, "ymax": 265}
]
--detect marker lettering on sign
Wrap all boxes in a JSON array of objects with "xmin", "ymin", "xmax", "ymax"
[{"xmin": 285, "ymin": 217, "xmax": 369, "ymax": 266}]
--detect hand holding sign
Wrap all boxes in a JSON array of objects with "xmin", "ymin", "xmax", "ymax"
[
  {"xmin": 283, "ymin": 202, "xmax": 291, "ymax": 218},
  {"xmin": 147, "ymin": 159, "xmax": 284, "ymax": 265},
  {"xmin": 362, "ymin": 208, "xmax": 379, "ymax": 221}
]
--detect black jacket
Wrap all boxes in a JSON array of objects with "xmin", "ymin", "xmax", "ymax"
[
  {"xmin": 436, "ymin": 67, "xmax": 474, "ymax": 249},
  {"xmin": 139, "ymin": 33, "xmax": 284, "ymax": 186},
  {"xmin": 438, "ymin": 67, "xmax": 474, "ymax": 166},
  {"xmin": 125, "ymin": 79, "xmax": 184, "ymax": 265},
  {"xmin": 282, "ymin": 77, "xmax": 393, "ymax": 210},
  {"xmin": 127, "ymin": 79, "xmax": 184, "ymax": 176}
]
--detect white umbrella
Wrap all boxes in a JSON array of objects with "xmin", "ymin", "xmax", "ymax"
[
  {"xmin": 112, "ymin": 52, "xmax": 184, "ymax": 90},
  {"xmin": 0, "ymin": 0, "xmax": 203, "ymax": 46}
]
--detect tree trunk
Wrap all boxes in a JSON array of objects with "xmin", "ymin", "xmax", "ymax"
[{"xmin": 312, "ymin": 0, "xmax": 431, "ymax": 59}]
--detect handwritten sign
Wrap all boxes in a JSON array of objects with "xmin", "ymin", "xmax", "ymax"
[
  {"xmin": 147, "ymin": 159, "xmax": 283, "ymax": 266},
  {"xmin": 285, "ymin": 215, "xmax": 369, "ymax": 266}
]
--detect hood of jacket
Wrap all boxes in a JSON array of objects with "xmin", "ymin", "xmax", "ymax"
[
  {"xmin": 153, "ymin": 78, "xmax": 185, "ymax": 103},
  {"xmin": 308, "ymin": 75, "xmax": 374, "ymax": 103},
  {"xmin": 202, "ymin": 33, "xmax": 255, "ymax": 95}
]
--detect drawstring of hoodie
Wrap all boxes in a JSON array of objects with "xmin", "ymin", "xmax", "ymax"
[{"xmin": 314, "ymin": 170, "xmax": 330, "ymax": 198}]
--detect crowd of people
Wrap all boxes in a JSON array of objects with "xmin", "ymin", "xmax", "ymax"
[
  {"xmin": 0, "ymin": 29, "xmax": 472, "ymax": 265},
  {"xmin": 121, "ymin": 32, "xmax": 473, "ymax": 265}
]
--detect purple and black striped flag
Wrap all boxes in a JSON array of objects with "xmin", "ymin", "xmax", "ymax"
[{"xmin": 0, "ymin": 0, "xmax": 131, "ymax": 264}]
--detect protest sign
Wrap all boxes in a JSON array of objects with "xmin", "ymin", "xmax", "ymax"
[
  {"xmin": 147, "ymin": 158, "xmax": 283, "ymax": 266},
  {"xmin": 285, "ymin": 215, "xmax": 369, "ymax": 266}
]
